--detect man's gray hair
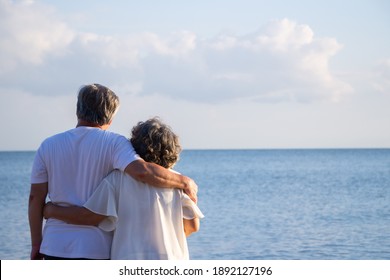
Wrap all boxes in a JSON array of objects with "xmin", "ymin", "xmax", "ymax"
[{"xmin": 76, "ymin": 84, "xmax": 120, "ymax": 126}]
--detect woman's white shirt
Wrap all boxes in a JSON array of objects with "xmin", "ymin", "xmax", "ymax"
[{"xmin": 84, "ymin": 169, "xmax": 204, "ymax": 260}]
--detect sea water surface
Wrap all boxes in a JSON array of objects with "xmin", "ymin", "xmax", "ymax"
[{"xmin": 0, "ymin": 149, "xmax": 389, "ymax": 260}]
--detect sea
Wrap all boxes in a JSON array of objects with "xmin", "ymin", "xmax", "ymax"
[{"xmin": 0, "ymin": 149, "xmax": 389, "ymax": 260}]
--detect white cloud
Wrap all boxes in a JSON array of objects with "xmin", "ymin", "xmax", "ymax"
[
  {"xmin": 0, "ymin": 1, "xmax": 353, "ymax": 103},
  {"xmin": 203, "ymin": 19, "xmax": 353, "ymax": 102},
  {"xmin": 0, "ymin": 0, "xmax": 74, "ymax": 73},
  {"xmin": 256, "ymin": 18, "xmax": 314, "ymax": 52}
]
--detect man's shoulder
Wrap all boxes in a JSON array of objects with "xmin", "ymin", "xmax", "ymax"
[
  {"xmin": 39, "ymin": 129, "xmax": 74, "ymax": 145},
  {"xmin": 78, "ymin": 127, "xmax": 122, "ymax": 137},
  {"xmin": 42, "ymin": 127, "xmax": 125, "ymax": 141},
  {"xmin": 95, "ymin": 129, "xmax": 128, "ymax": 142},
  {"xmin": 74, "ymin": 127, "xmax": 128, "ymax": 145},
  {"xmin": 38, "ymin": 128, "xmax": 127, "ymax": 151}
]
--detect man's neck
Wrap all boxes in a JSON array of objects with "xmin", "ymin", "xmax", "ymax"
[{"xmin": 76, "ymin": 120, "xmax": 110, "ymax": 130}]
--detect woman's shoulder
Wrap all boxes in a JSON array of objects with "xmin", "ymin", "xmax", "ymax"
[
  {"xmin": 106, "ymin": 169, "xmax": 142, "ymax": 187},
  {"xmin": 107, "ymin": 169, "xmax": 127, "ymax": 178}
]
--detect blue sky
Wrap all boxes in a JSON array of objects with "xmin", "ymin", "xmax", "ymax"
[{"xmin": 0, "ymin": 0, "xmax": 389, "ymax": 150}]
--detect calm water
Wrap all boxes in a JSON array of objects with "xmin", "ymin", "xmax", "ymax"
[{"xmin": 0, "ymin": 149, "xmax": 389, "ymax": 260}]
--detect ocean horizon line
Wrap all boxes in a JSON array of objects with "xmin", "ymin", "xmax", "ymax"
[{"xmin": 1, "ymin": 147, "xmax": 390, "ymax": 153}]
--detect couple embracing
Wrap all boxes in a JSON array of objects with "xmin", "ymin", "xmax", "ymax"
[{"xmin": 29, "ymin": 84, "xmax": 203, "ymax": 260}]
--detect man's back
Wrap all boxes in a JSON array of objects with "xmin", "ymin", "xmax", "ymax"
[{"xmin": 31, "ymin": 126, "xmax": 138, "ymax": 259}]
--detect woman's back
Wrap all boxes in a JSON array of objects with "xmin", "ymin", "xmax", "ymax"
[{"xmin": 85, "ymin": 170, "xmax": 190, "ymax": 260}]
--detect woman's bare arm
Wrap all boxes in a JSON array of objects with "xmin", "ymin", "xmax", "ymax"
[{"xmin": 183, "ymin": 218, "xmax": 200, "ymax": 237}]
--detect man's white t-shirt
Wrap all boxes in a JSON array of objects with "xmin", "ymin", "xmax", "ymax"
[
  {"xmin": 31, "ymin": 126, "xmax": 140, "ymax": 259},
  {"xmin": 84, "ymin": 170, "xmax": 204, "ymax": 260}
]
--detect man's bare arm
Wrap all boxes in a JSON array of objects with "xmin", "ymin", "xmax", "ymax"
[
  {"xmin": 125, "ymin": 160, "xmax": 198, "ymax": 203},
  {"xmin": 43, "ymin": 202, "xmax": 106, "ymax": 226},
  {"xmin": 28, "ymin": 183, "xmax": 48, "ymax": 260}
]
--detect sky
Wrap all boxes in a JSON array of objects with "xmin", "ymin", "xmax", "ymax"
[{"xmin": 0, "ymin": 0, "xmax": 389, "ymax": 150}]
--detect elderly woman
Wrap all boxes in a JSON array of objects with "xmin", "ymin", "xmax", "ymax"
[{"xmin": 44, "ymin": 117, "xmax": 203, "ymax": 260}]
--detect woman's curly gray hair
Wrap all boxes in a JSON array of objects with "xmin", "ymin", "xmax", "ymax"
[{"xmin": 130, "ymin": 117, "xmax": 181, "ymax": 168}]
